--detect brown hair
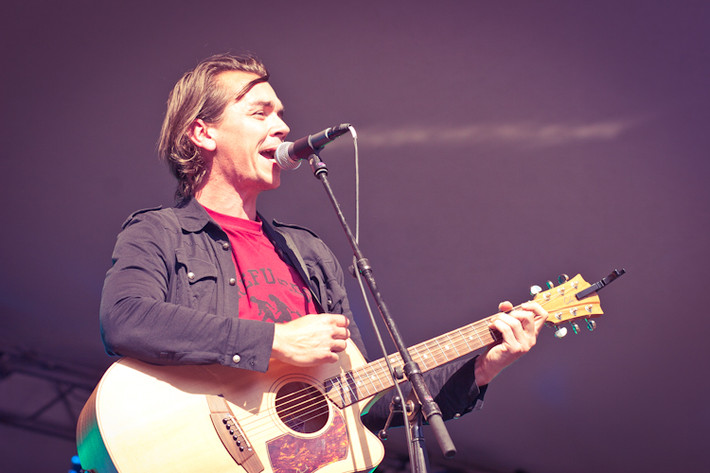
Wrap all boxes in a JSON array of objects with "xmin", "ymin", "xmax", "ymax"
[{"xmin": 158, "ymin": 53, "xmax": 269, "ymax": 201}]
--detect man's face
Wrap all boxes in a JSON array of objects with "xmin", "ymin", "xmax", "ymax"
[{"xmin": 205, "ymin": 71, "xmax": 290, "ymax": 196}]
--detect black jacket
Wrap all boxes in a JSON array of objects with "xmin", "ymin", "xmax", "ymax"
[{"xmin": 100, "ymin": 198, "xmax": 485, "ymax": 429}]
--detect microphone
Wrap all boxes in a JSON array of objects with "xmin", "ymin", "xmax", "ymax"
[{"xmin": 275, "ymin": 123, "xmax": 351, "ymax": 170}]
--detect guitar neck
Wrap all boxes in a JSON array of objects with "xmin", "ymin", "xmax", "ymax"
[
  {"xmin": 325, "ymin": 316, "xmax": 499, "ymax": 408},
  {"xmin": 324, "ymin": 272, "xmax": 612, "ymax": 408}
]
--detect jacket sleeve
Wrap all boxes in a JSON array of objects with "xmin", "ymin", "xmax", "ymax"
[{"xmin": 99, "ymin": 210, "xmax": 274, "ymax": 372}]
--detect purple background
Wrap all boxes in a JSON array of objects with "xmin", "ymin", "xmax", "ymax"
[{"xmin": 2, "ymin": 1, "xmax": 709, "ymax": 472}]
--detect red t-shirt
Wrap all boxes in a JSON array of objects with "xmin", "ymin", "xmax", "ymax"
[{"xmin": 205, "ymin": 207, "xmax": 318, "ymax": 323}]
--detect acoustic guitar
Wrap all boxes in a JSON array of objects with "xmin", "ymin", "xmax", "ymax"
[{"xmin": 77, "ymin": 272, "xmax": 622, "ymax": 473}]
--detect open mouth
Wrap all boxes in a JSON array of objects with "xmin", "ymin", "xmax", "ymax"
[{"xmin": 260, "ymin": 149, "xmax": 276, "ymax": 160}]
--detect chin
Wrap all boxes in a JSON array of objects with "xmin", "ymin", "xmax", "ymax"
[{"xmin": 264, "ymin": 170, "xmax": 281, "ymax": 190}]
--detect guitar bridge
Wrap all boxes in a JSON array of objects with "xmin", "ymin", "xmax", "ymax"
[{"xmin": 207, "ymin": 395, "xmax": 265, "ymax": 473}]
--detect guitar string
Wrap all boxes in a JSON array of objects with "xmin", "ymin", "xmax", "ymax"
[
  {"xmin": 239, "ymin": 324, "xmax": 495, "ymax": 430},
  {"xmin": 239, "ymin": 319, "xmax": 503, "ymax": 434},
  {"xmin": 250, "ymin": 308, "xmax": 503, "ymax": 414},
  {"xmin": 232, "ymin": 320, "xmax": 500, "ymax": 437},
  {"xmin": 234, "ymin": 287, "xmax": 592, "ymax": 435},
  {"xmin": 234, "ymin": 288, "xmax": 587, "ymax": 435},
  {"xmin": 232, "ymin": 323, "xmax": 496, "ymax": 436},
  {"xmin": 236, "ymin": 297, "xmax": 581, "ymax": 438},
  {"xmin": 235, "ymin": 317, "xmax": 499, "ymax": 434}
]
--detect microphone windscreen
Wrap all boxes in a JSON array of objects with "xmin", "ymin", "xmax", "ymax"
[{"xmin": 274, "ymin": 142, "xmax": 302, "ymax": 170}]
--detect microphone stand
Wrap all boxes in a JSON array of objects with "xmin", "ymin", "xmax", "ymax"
[{"xmin": 306, "ymin": 152, "xmax": 456, "ymax": 472}]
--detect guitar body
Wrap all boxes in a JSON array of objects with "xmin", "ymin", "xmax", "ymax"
[{"xmin": 77, "ymin": 343, "xmax": 384, "ymax": 473}]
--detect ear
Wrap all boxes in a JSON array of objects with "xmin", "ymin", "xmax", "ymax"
[{"xmin": 188, "ymin": 118, "xmax": 217, "ymax": 152}]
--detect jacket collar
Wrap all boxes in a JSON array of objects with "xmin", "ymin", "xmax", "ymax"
[
  {"xmin": 172, "ymin": 198, "xmax": 321, "ymax": 308},
  {"xmin": 173, "ymin": 198, "xmax": 217, "ymax": 233}
]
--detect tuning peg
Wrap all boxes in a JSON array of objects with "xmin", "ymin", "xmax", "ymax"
[
  {"xmin": 530, "ymin": 285, "xmax": 542, "ymax": 296},
  {"xmin": 554, "ymin": 326, "xmax": 568, "ymax": 339},
  {"xmin": 585, "ymin": 319, "xmax": 597, "ymax": 331},
  {"xmin": 558, "ymin": 274, "xmax": 569, "ymax": 284},
  {"xmin": 570, "ymin": 322, "xmax": 580, "ymax": 335},
  {"xmin": 546, "ymin": 280, "xmax": 555, "ymax": 289}
]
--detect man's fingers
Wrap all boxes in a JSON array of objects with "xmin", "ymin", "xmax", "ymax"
[
  {"xmin": 491, "ymin": 310, "xmax": 539, "ymax": 352},
  {"xmin": 498, "ymin": 300, "xmax": 514, "ymax": 312},
  {"xmin": 476, "ymin": 300, "xmax": 546, "ymax": 386},
  {"xmin": 326, "ymin": 313, "xmax": 350, "ymax": 327},
  {"xmin": 520, "ymin": 301, "xmax": 548, "ymax": 333},
  {"xmin": 494, "ymin": 312, "xmax": 525, "ymax": 338},
  {"xmin": 322, "ymin": 314, "xmax": 350, "ymax": 340},
  {"xmin": 490, "ymin": 317, "xmax": 525, "ymax": 353},
  {"xmin": 330, "ymin": 339, "xmax": 348, "ymax": 353}
]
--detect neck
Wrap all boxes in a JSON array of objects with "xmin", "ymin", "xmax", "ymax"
[{"xmin": 195, "ymin": 184, "xmax": 258, "ymax": 221}]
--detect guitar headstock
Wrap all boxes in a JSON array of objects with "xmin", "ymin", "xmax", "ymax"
[{"xmin": 531, "ymin": 274, "xmax": 603, "ymax": 338}]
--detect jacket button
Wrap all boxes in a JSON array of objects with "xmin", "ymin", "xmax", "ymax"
[
  {"xmin": 229, "ymin": 278, "xmax": 237, "ymax": 286},
  {"xmin": 187, "ymin": 271, "xmax": 196, "ymax": 281},
  {"xmin": 232, "ymin": 354, "xmax": 241, "ymax": 364},
  {"xmin": 222, "ymin": 242, "xmax": 230, "ymax": 251}
]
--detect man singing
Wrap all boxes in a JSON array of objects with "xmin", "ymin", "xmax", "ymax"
[{"xmin": 99, "ymin": 53, "xmax": 547, "ymax": 458}]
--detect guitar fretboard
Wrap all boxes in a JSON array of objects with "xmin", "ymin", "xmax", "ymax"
[{"xmin": 324, "ymin": 316, "xmax": 500, "ymax": 408}]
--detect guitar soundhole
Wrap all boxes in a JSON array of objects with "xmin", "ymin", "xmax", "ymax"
[{"xmin": 275, "ymin": 381, "xmax": 329, "ymax": 434}]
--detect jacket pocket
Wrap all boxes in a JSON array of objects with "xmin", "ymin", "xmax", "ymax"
[{"xmin": 175, "ymin": 247, "xmax": 219, "ymax": 310}]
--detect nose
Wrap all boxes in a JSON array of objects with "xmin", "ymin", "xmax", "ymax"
[{"xmin": 272, "ymin": 115, "xmax": 290, "ymax": 140}]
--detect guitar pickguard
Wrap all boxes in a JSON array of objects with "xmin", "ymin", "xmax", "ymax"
[{"xmin": 266, "ymin": 409, "xmax": 348, "ymax": 473}]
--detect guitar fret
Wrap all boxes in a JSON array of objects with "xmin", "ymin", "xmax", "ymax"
[
  {"xmin": 446, "ymin": 333, "xmax": 460, "ymax": 357},
  {"xmin": 415, "ymin": 344, "xmax": 427, "ymax": 366},
  {"xmin": 368, "ymin": 362, "xmax": 384, "ymax": 392},
  {"xmin": 372, "ymin": 362, "xmax": 387, "ymax": 391},
  {"xmin": 458, "ymin": 328, "xmax": 473, "ymax": 352},
  {"xmin": 365, "ymin": 360, "xmax": 387, "ymax": 394},
  {"xmin": 326, "ymin": 370, "xmax": 364, "ymax": 408},
  {"xmin": 352, "ymin": 371, "xmax": 369, "ymax": 397},
  {"xmin": 324, "ymin": 377, "xmax": 334, "ymax": 400},
  {"xmin": 412, "ymin": 344, "xmax": 428, "ymax": 370},
  {"xmin": 461, "ymin": 324, "xmax": 477, "ymax": 349},
  {"xmin": 361, "ymin": 366, "xmax": 378, "ymax": 394},
  {"xmin": 433, "ymin": 338, "xmax": 449, "ymax": 363},
  {"xmin": 424, "ymin": 341, "xmax": 437, "ymax": 366},
  {"xmin": 389, "ymin": 355, "xmax": 400, "ymax": 371},
  {"xmin": 344, "ymin": 371, "xmax": 357, "ymax": 404},
  {"xmin": 326, "ymin": 376, "xmax": 346, "ymax": 407},
  {"xmin": 473, "ymin": 322, "xmax": 485, "ymax": 347}
]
